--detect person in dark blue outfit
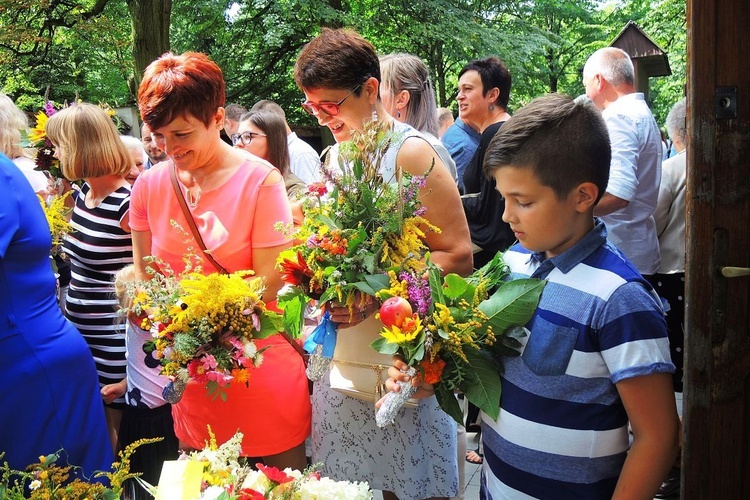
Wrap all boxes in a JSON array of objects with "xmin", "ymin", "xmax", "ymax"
[{"xmin": 0, "ymin": 153, "xmax": 113, "ymax": 478}]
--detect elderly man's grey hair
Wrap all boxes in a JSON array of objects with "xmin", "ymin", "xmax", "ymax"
[
  {"xmin": 584, "ymin": 47, "xmax": 635, "ymax": 87},
  {"xmin": 665, "ymin": 98, "xmax": 687, "ymax": 145}
]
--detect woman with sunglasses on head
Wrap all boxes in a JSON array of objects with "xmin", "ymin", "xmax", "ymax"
[
  {"xmin": 129, "ymin": 52, "xmax": 311, "ymax": 471},
  {"xmin": 295, "ymin": 28, "xmax": 473, "ymax": 500},
  {"xmin": 233, "ymin": 110, "xmax": 306, "ymax": 201}
]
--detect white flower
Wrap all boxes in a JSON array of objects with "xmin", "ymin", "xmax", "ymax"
[
  {"xmin": 294, "ymin": 476, "xmax": 372, "ymax": 499},
  {"xmin": 242, "ymin": 340, "xmax": 257, "ymax": 358},
  {"xmin": 239, "ymin": 469, "xmax": 269, "ymax": 493},
  {"xmin": 29, "ymin": 479, "xmax": 42, "ymax": 491},
  {"xmin": 253, "ymin": 352, "xmax": 264, "ymax": 367},
  {"xmin": 200, "ymin": 486, "xmax": 227, "ymax": 500}
]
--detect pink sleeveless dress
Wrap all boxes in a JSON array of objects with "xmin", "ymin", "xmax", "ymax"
[{"xmin": 130, "ymin": 159, "xmax": 311, "ymax": 456}]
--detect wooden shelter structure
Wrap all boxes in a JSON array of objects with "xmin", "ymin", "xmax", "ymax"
[{"xmin": 610, "ymin": 21, "xmax": 671, "ymax": 101}]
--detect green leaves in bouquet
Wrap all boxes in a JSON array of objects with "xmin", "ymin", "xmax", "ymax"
[
  {"xmin": 433, "ymin": 347, "xmax": 503, "ymax": 425},
  {"xmin": 276, "ymin": 287, "xmax": 308, "ymax": 339},
  {"xmin": 479, "ymin": 278, "xmax": 546, "ymax": 337}
]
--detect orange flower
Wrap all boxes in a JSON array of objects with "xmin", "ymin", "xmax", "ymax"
[
  {"xmin": 421, "ymin": 357, "xmax": 446, "ymax": 385},
  {"xmin": 231, "ymin": 368, "xmax": 249, "ymax": 384}
]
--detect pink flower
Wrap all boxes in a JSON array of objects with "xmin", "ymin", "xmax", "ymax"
[
  {"xmin": 201, "ymin": 354, "xmax": 218, "ymax": 371},
  {"xmin": 308, "ymin": 182, "xmax": 328, "ymax": 197}
]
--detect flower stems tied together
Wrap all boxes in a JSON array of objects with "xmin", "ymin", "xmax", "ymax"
[
  {"xmin": 303, "ymin": 310, "xmax": 338, "ymax": 357},
  {"xmin": 375, "ymin": 366, "xmax": 418, "ymax": 427},
  {"xmin": 303, "ymin": 311, "xmax": 338, "ymax": 381}
]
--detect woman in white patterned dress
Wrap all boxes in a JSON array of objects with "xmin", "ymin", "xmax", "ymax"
[{"xmin": 294, "ymin": 28, "xmax": 473, "ymax": 500}]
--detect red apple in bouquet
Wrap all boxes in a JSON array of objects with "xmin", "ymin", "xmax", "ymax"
[{"xmin": 379, "ymin": 297, "xmax": 413, "ymax": 328}]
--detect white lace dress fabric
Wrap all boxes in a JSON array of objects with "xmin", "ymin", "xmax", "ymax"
[
  {"xmin": 311, "ymin": 374, "xmax": 459, "ymax": 499},
  {"xmin": 310, "ymin": 121, "xmax": 458, "ymax": 499}
]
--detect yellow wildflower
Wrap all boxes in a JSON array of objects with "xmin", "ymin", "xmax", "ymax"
[
  {"xmin": 380, "ymin": 315, "xmax": 423, "ymax": 344},
  {"xmin": 28, "ymin": 111, "xmax": 48, "ymax": 143}
]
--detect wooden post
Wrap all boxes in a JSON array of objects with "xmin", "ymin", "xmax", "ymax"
[{"xmin": 683, "ymin": 0, "xmax": 750, "ymax": 497}]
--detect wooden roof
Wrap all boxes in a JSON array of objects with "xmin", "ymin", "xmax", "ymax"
[{"xmin": 610, "ymin": 21, "xmax": 672, "ymax": 77}]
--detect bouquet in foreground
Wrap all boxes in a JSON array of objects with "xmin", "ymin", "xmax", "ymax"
[
  {"xmin": 372, "ymin": 253, "xmax": 546, "ymax": 427},
  {"xmin": 137, "ymin": 428, "xmax": 372, "ymax": 499},
  {"xmin": 126, "ymin": 246, "xmax": 283, "ymax": 402},
  {"xmin": 275, "ymin": 117, "xmax": 437, "ymax": 378},
  {"xmin": 0, "ymin": 439, "xmax": 159, "ymax": 499}
]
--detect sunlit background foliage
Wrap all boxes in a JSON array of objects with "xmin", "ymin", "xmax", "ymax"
[{"xmin": 0, "ymin": 0, "xmax": 685, "ymax": 127}]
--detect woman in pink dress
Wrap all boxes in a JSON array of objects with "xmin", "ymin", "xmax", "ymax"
[{"xmin": 129, "ymin": 51, "xmax": 310, "ymax": 470}]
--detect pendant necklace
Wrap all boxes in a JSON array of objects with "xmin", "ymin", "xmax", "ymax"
[{"xmin": 188, "ymin": 189, "xmax": 201, "ymax": 208}]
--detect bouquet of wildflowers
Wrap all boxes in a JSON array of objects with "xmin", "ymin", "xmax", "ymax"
[
  {"xmin": 39, "ymin": 191, "xmax": 74, "ymax": 248},
  {"xmin": 137, "ymin": 428, "xmax": 372, "ymax": 499},
  {"xmin": 20, "ymin": 100, "xmax": 130, "ymax": 180},
  {"xmin": 0, "ymin": 439, "xmax": 160, "ymax": 499},
  {"xmin": 126, "ymin": 236, "xmax": 283, "ymax": 402},
  {"xmin": 275, "ymin": 118, "xmax": 438, "ymax": 377},
  {"xmin": 372, "ymin": 253, "xmax": 546, "ymax": 427},
  {"xmin": 20, "ymin": 101, "xmax": 61, "ymax": 179}
]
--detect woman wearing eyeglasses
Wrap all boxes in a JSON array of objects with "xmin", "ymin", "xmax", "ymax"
[
  {"xmin": 295, "ymin": 29, "xmax": 472, "ymax": 500},
  {"xmin": 129, "ymin": 51, "xmax": 311, "ymax": 471},
  {"xmin": 233, "ymin": 110, "xmax": 307, "ymax": 201}
]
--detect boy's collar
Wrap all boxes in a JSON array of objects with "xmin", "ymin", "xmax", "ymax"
[{"xmin": 528, "ymin": 219, "xmax": 607, "ymax": 273}]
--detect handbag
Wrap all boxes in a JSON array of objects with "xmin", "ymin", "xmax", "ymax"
[
  {"xmin": 169, "ymin": 163, "xmax": 309, "ymax": 366},
  {"xmin": 329, "ymin": 314, "xmax": 417, "ymax": 407}
]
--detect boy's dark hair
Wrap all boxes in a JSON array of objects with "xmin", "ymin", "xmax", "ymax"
[
  {"xmin": 484, "ymin": 93, "xmax": 610, "ymax": 202},
  {"xmin": 458, "ymin": 57, "xmax": 512, "ymax": 109}
]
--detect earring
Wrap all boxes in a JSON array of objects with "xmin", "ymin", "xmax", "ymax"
[
  {"xmin": 489, "ymin": 104, "xmax": 495, "ymax": 111},
  {"xmin": 372, "ymin": 108, "xmax": 379, "ymax": 122},
  {"xmin": 397, "ymin": 111, "xmax": 401, "ymax": 118}
]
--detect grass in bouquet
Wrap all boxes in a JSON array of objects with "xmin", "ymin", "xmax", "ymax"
[
  {"xmin": 0, "ymin": 438, "xmax": 161, "ymax": 499},
  {"xmin": 371, "ymin": 252, "xmax": 546, "ymax": 427},
  {"xmin": 135, "ymin": 427, "xmax": 372, "ymax": 499},
  {"xmin": 274, "ymin": 117, "xmax": 438, "ymax": 381},
  {"xmin": 124, "ymin": 223, "xmax": 284, "ymax": 402}
]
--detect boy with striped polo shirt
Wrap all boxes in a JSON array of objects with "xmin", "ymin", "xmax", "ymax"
[{"xmin": 388, "ymin": 93, "xmax": 679, "ymax": 499}]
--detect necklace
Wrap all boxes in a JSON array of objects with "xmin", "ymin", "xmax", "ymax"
[{"xmin": 187, "ymin": 189, "xmax": 201, "ymax": 208}]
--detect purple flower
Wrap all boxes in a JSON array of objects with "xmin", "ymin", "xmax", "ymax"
[
  {"xmin": 44, "ymin": 101, "xmax": 57, "ymax": 117},
  {"xmin": 400, "ymin": 271, "xmax": 432, "ymax": 316}
]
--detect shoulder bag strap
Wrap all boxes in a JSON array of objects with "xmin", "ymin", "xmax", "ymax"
[
  {"xmin": 170, "ymin": 163, "xmax": 307, "ymax": 364},
  {"xmin": 169, "ymin": 162, "xmax": 229, "ymax": 275}
]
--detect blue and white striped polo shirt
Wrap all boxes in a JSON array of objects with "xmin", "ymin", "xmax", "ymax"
[{"xmin": 481, "ymin": 220, "xmax": 674, "ymax": 499}]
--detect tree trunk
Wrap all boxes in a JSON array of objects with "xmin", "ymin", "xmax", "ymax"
[{"xmin": 126, "ymin": 0, "xmax": 172, "ymax": 95}]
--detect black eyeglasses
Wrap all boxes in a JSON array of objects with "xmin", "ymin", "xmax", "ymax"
[
  {"xmin": 301, "ymin": 84, "xmax": 362, "ymax": 117},
  {"xmin": 232, "ymin": 131, "xmax": 267, "ymax": 146}
]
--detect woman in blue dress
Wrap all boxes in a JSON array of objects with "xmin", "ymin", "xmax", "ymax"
[{"xmin": 0, "ymin": 153, "xmax": 113, "ymax": 477}]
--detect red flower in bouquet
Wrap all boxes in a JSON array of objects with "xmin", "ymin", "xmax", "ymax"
[
  {"xmin": 236, "ymin": 488, "xmax": 266, "ymax": 500},
  {"xmin": 255, "ymin": 463, "xmax": 295, "ymax": 485},
  {"xmin": 277, "ymin": 250, "xmax": 323, "ymax": 299}
]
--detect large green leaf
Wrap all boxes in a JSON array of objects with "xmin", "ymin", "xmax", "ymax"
[
  {"xmin": 480, "ymin": 279, "xmax": 546, "ymax": 334},
  {"xmin": 435, "ymin": 380, "xmax": 464, "ymax": 426},
  {"xmin": 371, "ymin": 336, "xmax": 399, "ymax": 355},
  {"xmin": 276, "ymin": 292, "xmax": 306, "ymax": 339},
  {"xmin": 442, "ymin": 273, "xmax": 473, "ymax": 300},
  {"xmin": 256, "ymin": 311, "xmax": 285, "ymax": 340},
  {"xmin": 461, "ymin": 347, "xmax": 503, "ymax": 422}
]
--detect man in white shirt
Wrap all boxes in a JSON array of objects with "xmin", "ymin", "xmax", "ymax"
[
  {"xmin": 251, "ymin": 100, "xmax": 321, "ymax": 184},
  {"xmin": 583, "ymin": 47, "xmax": 662, "ymax": 276}
]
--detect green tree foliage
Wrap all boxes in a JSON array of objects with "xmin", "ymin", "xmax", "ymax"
[{"xmin": 1, "ymin": 0, "xmax": 685, "ymax": 129}]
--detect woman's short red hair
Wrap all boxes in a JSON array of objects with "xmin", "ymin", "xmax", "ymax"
[{"xmin": 138, "ymin": 51, "xmax": 225, "ymax": 129}]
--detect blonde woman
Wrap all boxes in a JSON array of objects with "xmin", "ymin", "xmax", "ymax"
[
  {"xmin": 46, "ymin": 103, "xmax": 134, "ymax": 453},
  {"xmin": 0, "ymin": 93, "xmax": 48, "ymax": 194}
]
